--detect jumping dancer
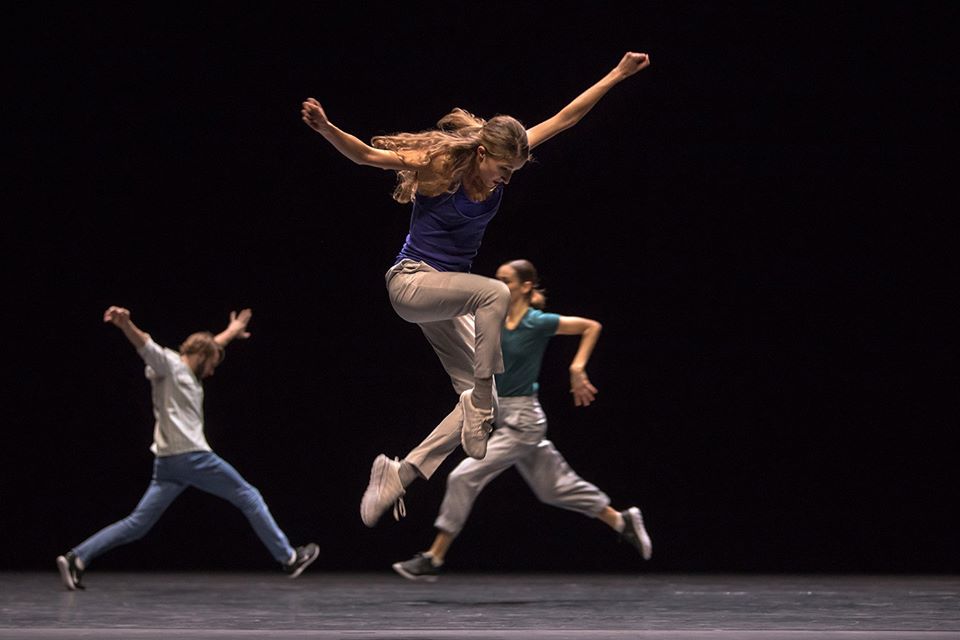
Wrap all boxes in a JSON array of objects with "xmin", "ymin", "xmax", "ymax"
[
  {"xmin": 301, "ymin": 51, "xmax": 651, "ymax": 527},
  {"xmin": 392, "ymin": 260, "xmax": 652, "ymax": 581},
  {"xmin": 55, "ymin": 307, "xmax": 318, "ymax": 590}
]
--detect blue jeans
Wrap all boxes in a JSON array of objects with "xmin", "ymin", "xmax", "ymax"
[{"xmin": 73, "ymin": 451, "xmax": 293, "ymax": 566}]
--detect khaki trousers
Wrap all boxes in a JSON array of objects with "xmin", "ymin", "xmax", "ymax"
[
  {"xmin": 385, "ymin": 260, "xmax": 510, "ymax": 479},
  {"xmin": 434, "ymin": 395, "xmax": 611, "ymax": 535}
]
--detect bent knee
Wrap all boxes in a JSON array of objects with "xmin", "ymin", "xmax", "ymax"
[
  {"xmin": 235, "ymin": 486, "xmax": 265, "ymax": 512},
  {"xmin": 534, "ymin": 491, "xmax": 562, "ymax": 507},
  {"xmin": 447, "ymin": 464, "xmax": 483, "ymax": 488},
  {"xmin": 447, "ymin": 467, "xmax": 469, "ymax": 487},
  {"xmin": 493, "ymin": 280, "xmax": 510, "ymax": 303},
  {"xmin": 118, "ymin": 515, "xmax": 157, "ymax": 541},
  {"xmin": 483, "ymin": 280, "xmax": 510, "ymax": 312}
]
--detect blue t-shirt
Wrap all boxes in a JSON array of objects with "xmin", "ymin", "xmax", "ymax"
[
  {"xmin": 395, "ymin": 184, "xmax": 503, "ymax": 272},
  {"xmin": 496, "ymin": 308, "xmax": 561, "ymax": 397}
]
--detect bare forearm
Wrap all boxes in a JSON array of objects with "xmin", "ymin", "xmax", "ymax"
[
  {"xmin": 303, "ymin": 99, "xmax": 396, "ymax": 167},
  {"xmin": 118, "ymin": 321, "xmax": 149, "ymax": 350},
  {"xmin": 319, "ymin": 123, "xmax": 385, "ymax": 166},
  {"xmin": 214, "ymin": 327, "xmax": 241, "ymax": 348},
  {"xmin": 527, "ymin": 72, "xmax": 624, "ymax": 148},
  {"xmin": 313, "ymin": 118, "xmax": 413, "ymax": 170},
  {"xmin": 554, "ymin": 70, "xmax": 624, "ymax": 132},
  {"xmin": 214, "ymin": 309, "xmax": 252, "ymax": 348},
  {"xmin": 527, "ymin": 52, "xmax": 649, "ymax": 149},
  {"xmin": 570, "ymin": 323, "xmax": 602, "ymax": 372}
]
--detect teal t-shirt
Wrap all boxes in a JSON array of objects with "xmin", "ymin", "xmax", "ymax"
[{"xmin": 495, "ymin": 308, "xmax": 561, "ymax": 397}]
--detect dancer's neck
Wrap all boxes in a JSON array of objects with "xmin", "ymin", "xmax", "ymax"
[{"xmin": 505, "ymin": 301, "xmax": 530, "ymax": 330}]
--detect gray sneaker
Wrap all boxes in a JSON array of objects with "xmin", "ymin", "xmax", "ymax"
[
  {"xmin": 392, "ymin": 552, "xmax": 441, "ymax": 582},
  {"xmin": 620, "ymin": 507, "xmax": 653, "ymax": 560},
  {"xmin": 360, "ymin": 455, "xmax": 406, "ymax": 527},
  {"xmin": 459, "ymin": 389, "xmax": 493, "ymax": 459},
  {"xmin": 56, "ymin": 552, "xmax": 85, "ymax": 591}
]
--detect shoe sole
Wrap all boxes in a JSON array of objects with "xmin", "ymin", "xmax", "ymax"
[
  {"xmin": 360, "ymin": 456, "xmax": 403, "ymax": 527},
  {"xmin": 360, "ymin": 456, "xmax": 388, "ymax": 527},
  {"xmin": 459, "ymin": 390, "xmax": 492, "ymax": 460},
  {"xmin": 392, "ymin": 562, "xmax": 438, "ymax": 583},
  {"xmin": 287, "ymin": 545, "xmax": 320, "ymax": 579},
  {"xmin": 627, "ymin": 507, "xmax": 653, "ymax": 560},
  {"xmin": 55, "ymin": 556, "xmax": 76, "ymax": 591}
]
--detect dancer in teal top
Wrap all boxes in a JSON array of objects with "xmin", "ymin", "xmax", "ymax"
[{"xmin": 392, "ymin": 260, "xmax": 653, "ymax": 581}]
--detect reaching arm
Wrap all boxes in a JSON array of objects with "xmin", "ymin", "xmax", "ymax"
[
  {"xmin": 301, "ymin": 98, "xmax": 429, "ymax": 170},
  {"xmin": 555, "ymin": 316, "xmax": 603, "ymax": 407},
  {"xmin": 103, "ymin": 306, "xmax": 149, "ymax": 350},
  {"xmin": 214, "ymin": 309, "xmax": 253, "ymax": 349},
  {"xmin": 526, "ymin": 51, "xmax": 650, "ymax": 150}
]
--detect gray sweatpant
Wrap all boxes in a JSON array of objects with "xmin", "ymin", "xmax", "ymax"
[
  {"xmin": 434, "ymin": 395, "xmax": 611, "ymax": 535},
  {"xmin": 385, "ymin": 259, "xmax": 510, "ymax": 479}
]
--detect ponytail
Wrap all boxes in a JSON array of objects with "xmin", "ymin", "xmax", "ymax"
[{"xmin": 530, "ymin": 289, "xmax": 548, "ymax": 310}]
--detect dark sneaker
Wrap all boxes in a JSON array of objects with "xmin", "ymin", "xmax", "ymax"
[
  {"xmin": 284, "ymin": 543, "xmax": 319, "ymax": 578},
  {"xmin": 56, "ymin": 552, "xmax": 85, "ymax": 591},
  {"xmin": 392, "ymin": 552, "xmax": 441, "ymax": 582},
  {"xmin": 620, "ymin": 507, "xmax": 652, "ymax": 560},
  {"xmin": 459, "ymin": 389, "xmax": 494, "ymax": 459},
  {"xmin": 360, "ymin": 455, "xmax": 406, "ymax": 527}
]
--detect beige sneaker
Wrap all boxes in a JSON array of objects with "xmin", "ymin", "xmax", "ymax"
[
  {"xmin": 620, "ymin": 507, "xmax": 653, "ymax": 560},
  {"xmin": 360, "ymin": 455, "xmax": 406, "ymax": 527},
  {"xmin": 459, "ymin": 389, "xmax": 494, "ymax": 459}
]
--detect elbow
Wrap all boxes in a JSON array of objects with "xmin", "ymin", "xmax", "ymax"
[
  {"xmin": 590, "ymin": 320, "xmax": 602, "ymax": 334},
  {"xmin": 355, "ymin": 155, "xmax": 391, "ymax": 170},
  {"xmin": 353, "ymin": 153, "xmax": 376, "ymax": 167},
  {"xmin": 356, "ymin": 147, "xmax": 402, "ymax": 169},
  {"xmin": 555, "ymin": 109, "xmax": 582, "ymax": 131}
]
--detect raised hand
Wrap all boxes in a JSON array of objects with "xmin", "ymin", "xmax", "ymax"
[
  {"xmin": 227, "ymin": 309, "xmax": 253, "ymax": 340},
  {"xmin": 614, "ymin": 52, "xmax": 651, "ymax": 79},
  {"xmin": 103, "ymin": 305, "xmax": 149, "ymax": 349},
  {"xmin": 103, "ymin": 306, "xmax": 132, "ymax": 327},
  {"xmin": 301, "ymin": 98, "xmax": 333, "ymax": 134}
]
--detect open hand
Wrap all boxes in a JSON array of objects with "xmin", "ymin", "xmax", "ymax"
[
  {"xmin": 228, "ymin": 308, "xmax": 253, "ymax": 340},
  {"xmin": 570, "ymin": 369, "xmax": 599, "ymax": 407}
]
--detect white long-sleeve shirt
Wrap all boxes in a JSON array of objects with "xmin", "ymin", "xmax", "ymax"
[{"xmin": 137, "ymin": 338, "xmax": 212, "ymax": 456}]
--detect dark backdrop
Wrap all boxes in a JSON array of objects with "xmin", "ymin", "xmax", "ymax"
[{"xmin": 6, "ymin": 3, "xmax": 954, "ymax": 574}]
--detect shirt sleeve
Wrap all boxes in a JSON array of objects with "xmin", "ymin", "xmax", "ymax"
[
  {"xmin": 533, "ymin": 312, "xmax": 561, "ymax": 337},
  {"xmin": 137, "ymin": 337, "xmax": 173, "ymax": 378}
]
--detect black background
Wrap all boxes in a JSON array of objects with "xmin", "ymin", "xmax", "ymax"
[{"xmin": 6, "ymin": 3, "xmax": 955, "ymax": 574}]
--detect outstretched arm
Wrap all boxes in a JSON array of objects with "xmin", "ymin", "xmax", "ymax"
[
  {"xmin": 556, "ymin": 316, "xmax": 603, "ymax": 407},
  {"xmin": 214, "ymin": 309, "xmax": 253, "ymax": 349},
  {"xmin": 301, "ymin": 98, "xmax": 429, "ymax": 170},
  {"xmin": 103, "ymin": 306, "xmax": 149, "ymax": 350},
  {"xmin": 526, "ymin": 52, "xmax": 650, "ymax": 150}
]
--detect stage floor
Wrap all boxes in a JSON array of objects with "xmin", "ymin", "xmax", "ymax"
[{"xmin": 1, "ymin": 572, "xmax": 957, "ymax": 639}]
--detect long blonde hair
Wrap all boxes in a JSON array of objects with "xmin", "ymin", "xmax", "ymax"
[{"xmin": 372, "ymin": 108, "xmax": 529, "ymax": 203}]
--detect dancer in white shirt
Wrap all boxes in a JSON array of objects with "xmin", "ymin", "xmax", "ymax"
[{"xmin": 55, "ymin": 307, "xmax": 318, "ymax": 590}]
